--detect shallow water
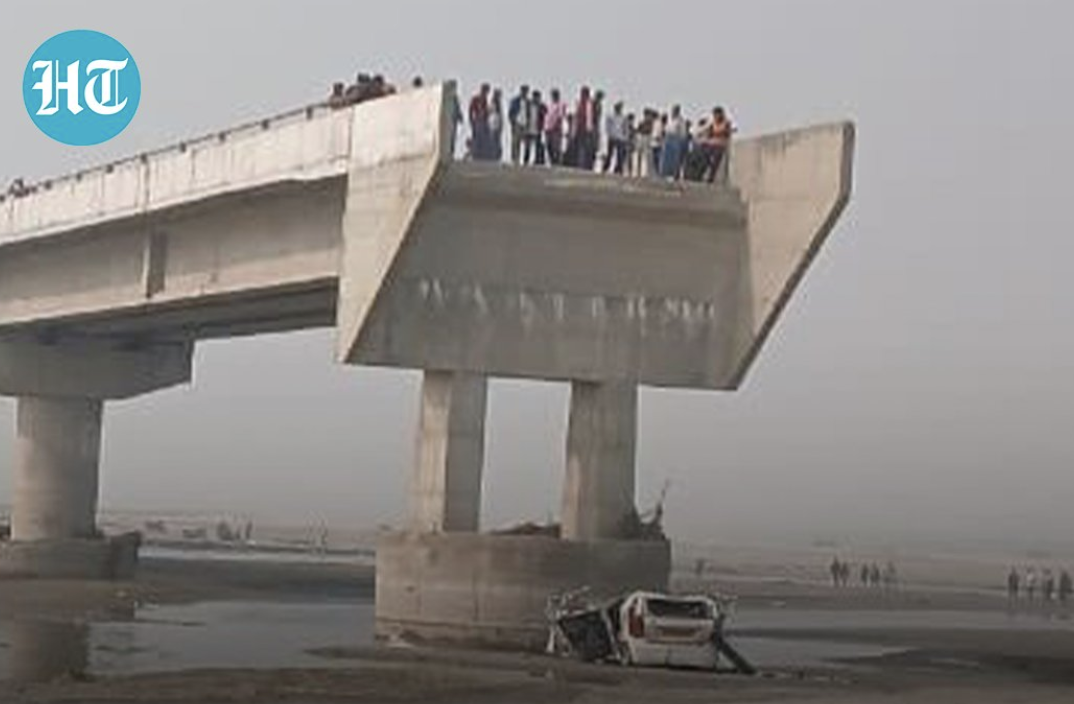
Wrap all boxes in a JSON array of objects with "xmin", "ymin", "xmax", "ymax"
[
  {"xmin": 2, "ymin": 602, "xmax": 1069, "ymax": 683},
  {"xmin": 0, "ymin": 600, "xmax": 374, "ymax": 683}
]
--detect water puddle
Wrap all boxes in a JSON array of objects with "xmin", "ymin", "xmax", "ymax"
[{"xmin": 0, "ymin": 600, "xmax": 374, "ymax": 683}]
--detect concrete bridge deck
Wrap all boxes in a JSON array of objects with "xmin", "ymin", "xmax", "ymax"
[{"xmin": 0, "ymin": 83, "xmax": 852, "ymax": 391}]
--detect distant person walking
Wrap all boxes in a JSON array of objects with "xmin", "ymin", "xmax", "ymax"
[
  {"xmin": 1060, "ymin": 570, "xmax": 1073, "ymax": 606},
  {"xmin": 1007, "ymin": 568, "xmax": 1021, "ymax": 602},
  {"xmin": 1026, "ymin": 568, "xmax": 1039, "ymax": 601},
  {"xmin": 830, "ymin": 557, "xmax": 843, "ymax": 588},
  {"xmin": 883, "ymin": 561, "xmax": 899, "ymax": 593},
  {"xmin": 869, "ymin": 563, "xmax": 882, "ymax": 589}
]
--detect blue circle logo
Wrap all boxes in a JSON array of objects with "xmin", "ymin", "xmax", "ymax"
[{"xmin": 23, "ymin": 30, "xmax": 141, "ymax": 146}]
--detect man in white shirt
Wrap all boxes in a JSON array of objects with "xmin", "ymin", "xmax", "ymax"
[{"xmin": 602, "ymin": 102, "xmax": 630, "ymax": 175}]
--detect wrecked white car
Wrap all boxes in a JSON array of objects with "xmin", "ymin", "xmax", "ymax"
[{"xmin": 547, "ymin": 589, "xmax": 754, "ymax": 674}]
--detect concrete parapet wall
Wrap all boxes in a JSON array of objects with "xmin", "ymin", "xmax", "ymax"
[
  {"xmin": 376, "ymin": 533, "xmax": 670, "ymax": 649},
  {"xmin": 335, "ymin": 84, "xmax": 455, "ymax": 363},
  {"xmin": 0, "ymin": 533, "xmax": 140, "ymax": 580},
  {"xmin": 0, "ymin": 104, "xmax": 352, "ymax": 245},
  {"xmin": 728, "ymin": 122, "xmax": 856, "ymax": 386}
]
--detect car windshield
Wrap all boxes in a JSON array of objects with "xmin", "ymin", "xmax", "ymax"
[{"xmin": 645, "ymin": 598, "xmax": 711, "ymax": 620}]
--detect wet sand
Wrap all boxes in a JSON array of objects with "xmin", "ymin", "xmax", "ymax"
[{"xmin": 1, "ymin": 553, "xmax": 1073, "ymax": 703}]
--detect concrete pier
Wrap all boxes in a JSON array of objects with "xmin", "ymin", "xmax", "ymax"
[
  {"xmin": 562, "ymin": 382, "xmax": 638, "ymax": 542},
  {"xmin": 1, "ymin": 396, "xmax": 142, "ymax": 579},
  {"xmin": 0, "ymin": 338, "xmax": 192, "ymax": 579},
  {"xmin": 411, "ymin": 372, "xmax": 488, "ymax": 534},
  {"xmin": 12, "ymin": 397, "xmax": 103, "ymax": 542}
]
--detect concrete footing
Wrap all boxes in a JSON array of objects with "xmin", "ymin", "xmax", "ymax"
[
  {"xmin": 5, "ymin": 620, "xmax": 91, "ymax": 683},
  {"xmin": 0, "ymin": 533, "xmax": 140, "ymax": 580},
  {"xmin": 375, "ymin": 532, "xmax": 671, "ymax": 650}
]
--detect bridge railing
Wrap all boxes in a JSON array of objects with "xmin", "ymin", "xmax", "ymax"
[{"xmin": 0, "ymin": 100, "xmax": 355, "ymax": 243}]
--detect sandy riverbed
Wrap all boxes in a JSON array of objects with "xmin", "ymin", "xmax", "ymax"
[{"xmin": 1, "ymin": 551, "xmax": 1072, "ymax": 703}]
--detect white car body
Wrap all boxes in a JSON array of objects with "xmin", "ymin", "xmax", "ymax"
[{"xmin": 616, "ymin": 592, "xmax": 721, "ymax": 670}]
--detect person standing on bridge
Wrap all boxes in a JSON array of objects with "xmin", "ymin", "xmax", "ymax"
[
  {"xmin": 489, "ymin": 89, "xmax": 505, "ymax": 162},
  {"xmin": 328, "ymin": 82, "xmax": 347, "ymax": 109},
  {"xmin": 603, "ymin": 101, "xmax": 630, "ymax": 175},
  {"xmin": 660, "ymin": 105, "xmax": 689, "ymax": 179},
  {"xmin": 571, "ymin": 87, "xmax": 596, "ymax": 171},
  {"xmin": 523, "ymin": 91, "xmax": 546, "ymax": 166},
  {"xmin": 1060, "ymin": 569, "xmax": 1073, "ymax": 607},
  {"xmin": 543, "ymin": 89, "xmax": 568, "ymax": 166},
  {"xmin": 508, "ymin": 85, "xmax": 531, "ymax": 165},
  {"xmin": 469, "ymin": 84, "xmax": 491, "ymax": 160},
  {"xmin": 702, "ymin": 107, "xmax": 734, "ymax": 183},
  {"xmin": 588, "ymin": 90, "xmax": 605, "ymax": 171},
  {"xmin": 631, "ymin": 110, "xmax": 652, "ymax": 177}
]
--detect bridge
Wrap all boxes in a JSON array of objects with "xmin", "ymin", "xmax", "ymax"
[{"xmin": 0, "ymin": 83, "xmax": 854, "ymax": 646}]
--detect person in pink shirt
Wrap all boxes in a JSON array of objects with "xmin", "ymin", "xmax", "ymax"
[{"xmin": 543, "ymin": 88, "xmax": 568, "ymax": 166}]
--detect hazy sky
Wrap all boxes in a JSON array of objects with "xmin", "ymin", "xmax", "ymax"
[{"xmin": 1, "ymin": 1, "xmax": 1072, "ymax": 548}]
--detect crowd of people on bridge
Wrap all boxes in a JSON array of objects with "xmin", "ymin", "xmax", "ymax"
[
  {"xmin": 464, "ymin": 83, "xmax": 734, "ymax": 183},
  {"xmin": 327, "ymin": 72, "xmax": 401, "ymax": 108},
  {"xmin": 323, "ymin": 73, "xmax": 736, "ymax": 183},
  {"xmin": 4, "ymin": 74, "xmax": 735, "ymax": 202}
]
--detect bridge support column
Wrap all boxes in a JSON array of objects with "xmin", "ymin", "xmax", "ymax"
[
  {"xmin": 0, "ymin": 396, "xmax": 140, "ymax": 580},
  {"xmin": 411, "ymin": 371, "xmax": 487, "ymax": 533},
  {"xmin": 561, "ymin": 381, "xmax": 638, "ymax": 541},
  {"xmin": 12, "ymin": 397, "xmax": 103, "ymax": 542},
  {"xmin": 375, "ymin": 377, "xmax": 668, "ymax": 650},
  {"xmin": 0, "ymin": 337, "xmax": 192, "ymax": 580}
]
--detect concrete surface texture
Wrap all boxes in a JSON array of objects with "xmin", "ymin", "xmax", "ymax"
[
  {"xmin": 375, "ymin": 532, "xmax": 671, "ymax": 649},
  {"xmin": 562, "ymin": 382, "xmax": 638, "ymax": 541},
  {"xmin": 0, "ymin": 534, "xmax": 140, "ymax": 580},
  {"xmin": 410, "ymin": 371, "xmax": 488, "ymax": 534}
]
